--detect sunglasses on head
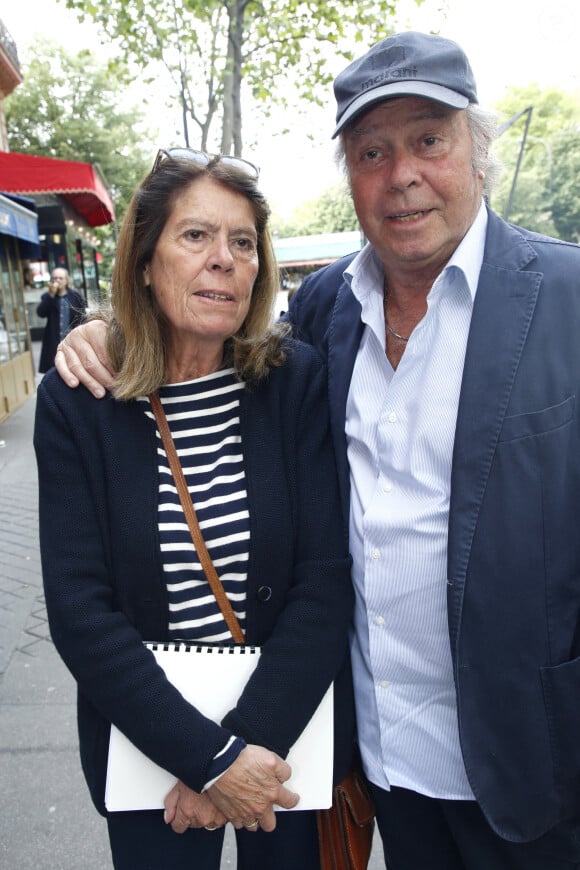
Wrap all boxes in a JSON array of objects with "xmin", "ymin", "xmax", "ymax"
[{"xmin": 152, "ymin": 148, "xmax": 260, "ymax": 179}]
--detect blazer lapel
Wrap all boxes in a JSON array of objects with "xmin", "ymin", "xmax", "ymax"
[
  {"xmin": 327, "ymin": 280, "xmax": 364, "ymax": 519},
  {"xmin": 447, "ymin": 213, "xmax": 543, "ymax": 647}
]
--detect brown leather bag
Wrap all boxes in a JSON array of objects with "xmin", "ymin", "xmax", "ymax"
[{"xmin": 317, "ymin": 768, "xmax": 375, "ymax": 870}]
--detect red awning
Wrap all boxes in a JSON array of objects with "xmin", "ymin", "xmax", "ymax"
[{"xmin": 0, "ymin": 151, "xmax": 115, "ymax": 227}]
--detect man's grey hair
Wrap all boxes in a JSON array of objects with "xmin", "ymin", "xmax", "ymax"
[
  {"xmin": 466, "ymin": 103, "xmax": 502, "ymax": 195},
  {"xmin": 335, "ymin": 102, "xmax": 502, "ymax": 197}
]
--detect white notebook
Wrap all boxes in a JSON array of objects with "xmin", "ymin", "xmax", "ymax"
[{"xmin": 105, "ymin": 643, "xmax": 334, "ymax": 812}]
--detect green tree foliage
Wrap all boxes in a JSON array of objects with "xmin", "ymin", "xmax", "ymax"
[
  {"xmin": 61, "ymin": 0, "xmax": 423, "ymax": 155},
  {"xmin": 4, "ymin": 41, "xmax": 151, "ymax": 225},
  {"xmin": 273, "ymin": 181, "xmax": 358, "ymax": 237},
  {"xmin": 550, "ymin": 128, "xmax": 580, "ymax": 242},
  {"xmin": 491, "ymin": 85, "xmax": 580, "ymax": 240}
]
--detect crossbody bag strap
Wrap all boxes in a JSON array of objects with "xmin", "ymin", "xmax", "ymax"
[{"xmin": 149, "ymin": 392, "xmax": 245, "ymax": 644}]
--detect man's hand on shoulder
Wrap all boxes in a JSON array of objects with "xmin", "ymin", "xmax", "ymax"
[{"xmin": 55, "ymin": 320, "xmax": 115, "ymax": 398}]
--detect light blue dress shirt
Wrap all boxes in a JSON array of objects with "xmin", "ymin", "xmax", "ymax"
[{"xmin": 346, "ymin": 202, "xmax": 487, "ymax": 799}]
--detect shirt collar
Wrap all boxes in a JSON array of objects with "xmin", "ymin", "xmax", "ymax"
[
  {"xmin": 443, "ymin": 199, "xmax": 487, "ymax": 304},
  {"xmin": 344, "ymin": 199, "xmax": 488, "ymax": 305}
]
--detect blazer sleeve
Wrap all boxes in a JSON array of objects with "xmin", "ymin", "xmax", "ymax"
[{"xmin": 285, "ymin": 254, "xmax": 356, "ymax": 345}]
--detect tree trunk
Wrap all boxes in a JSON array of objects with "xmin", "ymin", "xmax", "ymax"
[
  {"xmin": 221, "ymin": 0, "xmax": 245, "ymax": 156},
  {"xmin": 220, "ymin": 3, "xmax": 235, "ymax": 154},
  {"xmin": 221, "ymin": 65, "xmax": 234, "ymax": 153},
  {"xmin": 231, "ymin": 0, "xmax": 244, "ymax": 156}
]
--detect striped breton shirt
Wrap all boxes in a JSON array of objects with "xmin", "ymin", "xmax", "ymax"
[{"xmin": 139, "ymin": 368, "xmax": 249, "ymax": 643}]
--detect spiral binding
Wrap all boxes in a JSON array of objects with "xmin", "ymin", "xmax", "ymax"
[{"xmin": 147, "ymin": 642, "xmax": 258, "ymax": 655}]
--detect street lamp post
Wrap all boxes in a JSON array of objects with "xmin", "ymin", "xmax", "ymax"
[
  {"xmin": 527, "ymin": 135, "xmax": 553, "ymax": 193},
  {"xmin": 497, "ymin": 106, "xmax": 534, "ymax": 222}
]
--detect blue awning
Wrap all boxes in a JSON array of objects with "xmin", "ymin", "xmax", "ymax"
[{"xmin": 0, "ymin": 192, "xmax": 39, "ymax": 244}]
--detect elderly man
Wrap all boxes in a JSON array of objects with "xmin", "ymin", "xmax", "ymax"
[
  {"xmin": 54, "ymin": 32, "xmax": 580, "ymax": 870},
  {"xmin": 36, "ymin": 267, "xmax": 85, "ymax": 373}
]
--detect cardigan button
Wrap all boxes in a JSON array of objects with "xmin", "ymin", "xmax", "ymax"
[{"xmin": 257, "ymin": 585, "xmax": 272, "ymax": 602}]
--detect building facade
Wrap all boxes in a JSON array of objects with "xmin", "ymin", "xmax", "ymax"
[
  {"xmin": 0, "ymin": 17, "xmax": 21, "ymax": 151},
  {"xmin": 0, "ymin": 151, "xmax": 115, "ymax": 331},
  {"xmin": 0, "ymin": 192, "xmax": 38, "ymax": 420},
  {"xmin": 0, "ymin": 19, "xmax": 36, "ymax": 420}
]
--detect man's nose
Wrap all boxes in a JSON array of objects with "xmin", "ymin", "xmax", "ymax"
[{"xmin": 387, "ymin": 150, "xmax": 420, "ymax": 190}]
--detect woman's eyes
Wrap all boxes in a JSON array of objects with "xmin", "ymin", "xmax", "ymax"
[
  {"xmin": 233, "ymin": 237, "xmax": 256, "ymax": 251},
  {"xmin": 185, "ymin": 229, "xmax": 204, "ymax": 241},
  {"xmin": 183, "ymin": 230, "xmax": 256, "ymax": 253}
]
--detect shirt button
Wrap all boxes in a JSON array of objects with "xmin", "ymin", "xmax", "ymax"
[
  {"xmin": 371, "ymin": 549, "xmax": 380, "ymax": 560},
  {"xmin": 379, "ymin": 680, "xmax": 391, "ymax": 689},
  {"xmin": 374, "ymin": 616, "xmax": 384, "ymax": 626},
  {"xmin": 382, "ymin": 481, "xmax": 392, "ymax": 493},
  {"xmin": 388, "ymin": 412, "xmax": 397, "ymax": 423}
]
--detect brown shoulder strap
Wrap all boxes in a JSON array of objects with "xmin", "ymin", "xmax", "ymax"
[{"xmin": 149, "ymin": 392, "xmax": 245, "ymax": 644}]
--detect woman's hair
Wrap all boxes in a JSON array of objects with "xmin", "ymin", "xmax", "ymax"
[
  {"xmin": 334, "ymin": 101, "xmax": 503, "ymax": 197},
  {"xmin": 107, "ymin": 155, "xmax": 288, "ymax": 400}
]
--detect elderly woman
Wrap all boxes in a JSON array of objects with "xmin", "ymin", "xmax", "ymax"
[{"xmin": 34, "ymin": 150, "xmax": 354, "ymax": 870}]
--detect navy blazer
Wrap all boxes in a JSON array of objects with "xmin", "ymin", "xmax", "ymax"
[
  {"xmin": 34, "ymin": 340, "xmax": 355, "ymax": 816},
  {"xmin": 288, "ymin": 207, "xmax": 580, "ymax": 843}
]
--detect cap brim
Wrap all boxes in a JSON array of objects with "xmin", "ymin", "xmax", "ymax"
[{"xmin": 332, "ymin": 81, "xmax": 469, "ymax": 138}]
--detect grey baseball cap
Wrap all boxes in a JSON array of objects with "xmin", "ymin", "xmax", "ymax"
[{"xmin": 332, "ymin": 31, "xmax": 478, "ymax": 138}]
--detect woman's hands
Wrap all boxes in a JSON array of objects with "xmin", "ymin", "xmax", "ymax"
[
  {"xmin": 163, "ymin": 781, "xmax": 227, "ymax": 834},
  {"xmin": 54, "ymin": 320, "xmax": 115, "ymax": 398},
  {"xmin": 163, "ymin": 745, "xmax": 299, "ymax": 835}
]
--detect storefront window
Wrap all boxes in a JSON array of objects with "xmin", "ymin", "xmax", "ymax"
[{"xmin": 0, "ymin": 237, "xmax": 31, "ymax": 362}]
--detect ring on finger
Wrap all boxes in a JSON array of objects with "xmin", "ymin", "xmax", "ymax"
[
  {"xmin": 204, "ymin": 823, "xmax": 219, "ymax": 831},
  {"xmin": 245, "ymin": 819, "xmax": 259, "ymax": 829}
]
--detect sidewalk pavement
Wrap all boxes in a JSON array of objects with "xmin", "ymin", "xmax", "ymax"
[
  {"xmin": 0, "ymin": 387, "xmax": 113, "ymax": 869},
  {"xmin": 0, "ymin": 353, "xmax": 384, "ymax": 869}
]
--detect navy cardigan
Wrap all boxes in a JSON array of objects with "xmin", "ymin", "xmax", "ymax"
[{"xmin": 34, "ymin": 340, "xmax": 355, "ymax": 816}]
